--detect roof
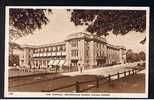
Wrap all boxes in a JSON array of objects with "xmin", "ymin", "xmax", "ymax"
[
  {"xmin": 9, "ymin": 32, "xmax": 126, "ymax": 50},
  {"xmin": 65, "ymin": 32, "xmax": 106, "ymax": 43}
]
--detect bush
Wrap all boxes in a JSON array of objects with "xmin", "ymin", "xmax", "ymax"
[{"xmin": 9, "ymin": 54, "xmax": 19, "ymax": 66}]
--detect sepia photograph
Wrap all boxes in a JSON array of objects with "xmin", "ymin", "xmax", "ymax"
[{"xmin": 5, "ymin": 6, "xmax": 149, "ymax": 98}]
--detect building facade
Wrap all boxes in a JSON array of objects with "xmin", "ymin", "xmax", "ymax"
[{"xmin": 10, "ymin": 32, "xmax": 126, "ymax": 70}]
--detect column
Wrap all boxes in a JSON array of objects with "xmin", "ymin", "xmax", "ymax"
[
  {"xmin": 65, "ymin": 41, "xmax": 71, "ymax": 66},
  {"xmin": 119, "ymin": 49, "xmax": 123, "ymax": 64},
  {"xmin": 104, "ymin": 44, "xmax": 107, "ymax": 64},
  {"xmin": 19, "ymin": 55, "xmax": 23, "ymax": 67},
  {"xmin": 23, "ymin": 48, "xmax": 29, "ymax": 68},
  {"xmin": 78, "ymin": 39, "xmax": 87, "ymax": 70},
  {"xmin": 89, "ymin": 40, "xmax": 96, "ymax": 68},
  {"xmin": 30, "ymin": 60, "xmax": 33, "ymax": 69}
]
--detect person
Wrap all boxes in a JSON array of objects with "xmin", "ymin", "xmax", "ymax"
[
  {"xmin": 55, "ymin": 65, "xmax": 60, "ymax": 73},
  {"xmin": 70, "ymin": 63, "xmax": 72, "ymax": 72},
  {"xmin": 80, "ymin": 64, "xmax": 82, "ymax": 73},
  {"xmin": 78, "ymin": 64, "xmax": 81, "ymax": 73},
  {"xmin": 79, "ymin": 64, "xmax": 83, "ymax": 73},
  {"xmin": 81, "ymin": 64, "xmax": 84, "ymax": 72}
]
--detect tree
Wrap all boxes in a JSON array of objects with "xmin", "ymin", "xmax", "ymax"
[
  {"xmin": 126, "ymin": 49, "xmax": 146, "ymax": 62},
  {"xmin": 9, "ymin": 54, "xmax": 19, "ymax": 66},
  {"xmin": 126, "ymin": 49, "xmax": 139, "ymax": 62},
  {"xmin": 9, "ymin": 9, "xmax": 146, "ymax": 43},
  {"xmin": 9, "ymin": 42, "xmax": 21, "ymax": 55},
  {"xmin": 9, "ymin": 42, "xmax": 21, "ymax": 66},
  {"xmin": 9, "ymin": 9, "xmax": 52, "ymax": 40},
  {"xmin": 138, "ymin": 51, "xmax": 146, "ymax": 61},
  {"xmin": 132, "ymin": 53, "xmax": 140, "ymax": 62},
  {"xmin": 70, "ymin": 10, "xmax": 146, "ymax": 43},
  {"xmin": 126, "ymin": 49, "xmax": 134, "ymax": 62}
]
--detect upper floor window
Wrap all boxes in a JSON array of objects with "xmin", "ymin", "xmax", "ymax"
[
  {"xmin": 53, "ymin": 47, "xmax": 56, "ymax": 52},
  {"xmin": 53, "ymin": 46, "xmax": 58, "ymax": 52},
  {"xmin": 48, "ymin": 47, "xmax": 51, "ymax": 51},
  {"xmin": 35, "ymin": 49, "xmax": 38, "ymax": 53},
  {"xmin": 57, "ymin": 46, "xmax": 59, "ymax": 51},
  {"xmin": 59, "ymin": 46, "xmax": 63, "ymax": 51},
  {"xmin": 45, "ymin": 48, "xmax": 47, "ymax": 52},
  {"xmin": 63, "ymin": 45, "xmax": 66, "ymax": 51},
  {"xmin": 37, "ymin": 48, "xmax": 40, "ymax": 52},
  {"xmin": 71, "ymin": 50, "xmax": 78, "ymax": 57},
  {"xmin": 97, "ymin": 53, "xmax": 99, "ymax": 57},
  {"xmin": 40, "ymin": 48, "xmax": 44, "ymax": 52},
  {"xmin": 70, "ymin": 40, "xmax": 78, "ymax": 47}
]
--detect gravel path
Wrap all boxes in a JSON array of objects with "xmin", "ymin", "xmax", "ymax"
[{"xmin": 62, "ymin": 63, "xmax": 138, "ymax": 77}]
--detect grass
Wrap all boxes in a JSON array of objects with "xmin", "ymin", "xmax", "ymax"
[
  {"xmin": 9, "ymin": 72, "xmax": 145, "ymax": 93},
  {"xmin": 86, "ymin": 73, "xmax": 145, "ymax": 93}
]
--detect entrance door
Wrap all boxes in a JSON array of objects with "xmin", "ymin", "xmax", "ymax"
[
  {"xmin": 71, "ymin": 60, "xmax": 78, "ymax": 71},
  {"xmin": 71, "ymin": 60, "xmax": 78, "ymax": 66}
]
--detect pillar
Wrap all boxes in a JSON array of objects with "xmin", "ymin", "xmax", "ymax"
[
  {"xmin": 23, "ymin": 48, "xmax": 30, "ymax": 68},
  {"xmin": 79, "ymin": 39, "xmax": 85, "ymax": 65},
  {"xmin": 119, "ymin": 49, "xmax": 123, "ymax": 64},
  {"xmin": 89, "ymin": 40, "xmax": 97, "ymax": 68},
  {"xmin": 30, "ymin": 60, "xmax": 33, "ymax": 69},
  {"xmin": 65, "ymin": 41, "xmax": 71, "ymax": 67}
]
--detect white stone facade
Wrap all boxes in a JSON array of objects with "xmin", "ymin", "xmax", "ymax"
[{"xmin": 10, "ymin": 32, "xmax": 126, "ymax": 70}]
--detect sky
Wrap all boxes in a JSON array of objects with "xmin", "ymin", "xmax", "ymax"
[{"xmin": 14, "ymin": 9, "xmax": 146, "ymax": 53}]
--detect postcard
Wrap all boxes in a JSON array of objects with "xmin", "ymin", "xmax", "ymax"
[{"xmin": 5, "ymin": 6, "xmax": 149, "ymax": 98}]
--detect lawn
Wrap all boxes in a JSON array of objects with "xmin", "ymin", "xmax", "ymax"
[
  {"xmin": 9, "ymin": 72, "xmax": 145, "ymax": 93},
  {"xmin": 86, "ymin": 73, "xmax": 145, "ymax": 93}
]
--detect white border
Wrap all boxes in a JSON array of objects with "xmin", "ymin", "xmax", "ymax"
[{"xmin": 5, "ymin": 6, "xmax": 150, "ymax": 98}]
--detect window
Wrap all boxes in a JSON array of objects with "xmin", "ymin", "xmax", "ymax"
[
  {"xmin": 70, "ymin": 40, "xmax": 78, "ymax": 47},
  {"xmin": 48, "ymin": 47, "xmax": 51, "ymax": 51},
  {"xmin": 63, "ymin": 45, "xmax": 66, "ymax": 51},
  {"xmin": 45, "ymin": 48, "xmax": 47, "ymax": 52},
  {"xmin": 71, "ymin": 50, "xmax": 78, "ymax": 57},
  {"xmin": 53, "ymin": 47, "xmax": 56, "ymax": 52},
  {"xmin": 97, "ymin": 53, "xmax": 99, "ymax": 57},
  {"xmin": 41, "ymin": 48, "xmax": 43, "ymax": 52},
  {"xmin": 59, "ymin": 46, "xmax": 63, "ymax": 51},
  {"xmin": 35, "ymin": 49, "xmax": 38, "ymax": 53},
  {"xmin": 55, "ymin": 47, "xmax": 58, "ymax": 52},
  {"xmin": 32, "ymin": 49, "xmax": 35, "ymax": 53},
  {"xmin": 57, "ymin": 46, "xmax": 60, "ymax": 51}
]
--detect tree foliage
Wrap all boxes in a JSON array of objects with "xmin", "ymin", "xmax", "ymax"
[
  {"xmin": 126, "ymin": 49, "xmax": 145, "ymax": 62},
  {"xmin": 9, "ymin": 9, "xmax": 146, "ymax": 44},
  {"xmin": 9, "ymin": 54, "xmax": 19, "ymax": 66},
  {"xmin": 9, "ymin": 9, "xmax": 52, "ymax": 40},
  {"xmin": 138, "ymin": 51, "xmax": 146, "ymax": 61},
  {"xmin": 70, "ymin": 10, "xmax": 146, "ymax": 36}
]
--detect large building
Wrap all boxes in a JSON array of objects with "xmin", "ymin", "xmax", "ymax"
[{"xmin": 10, "ymin": 32, "xmax": 126, "ymax": 71}]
